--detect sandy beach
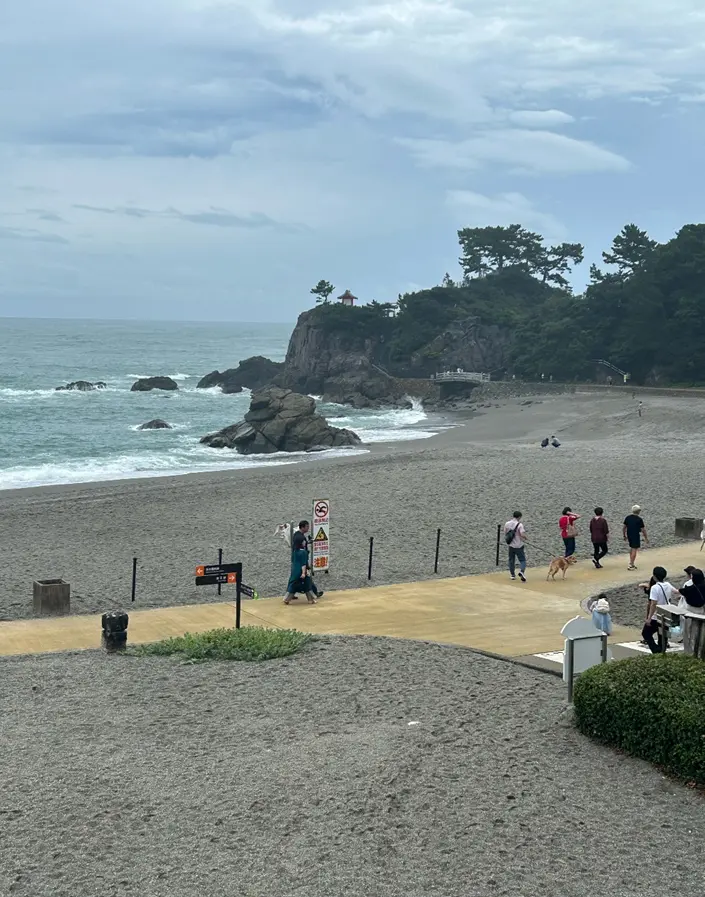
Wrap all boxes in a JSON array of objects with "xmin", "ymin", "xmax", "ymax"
[
  {"xmin": 2, "ymin": 636, "xmax": 704, "ymax": 897},
  {"xmin": 2, "ymin": 390, "xmax": 705, "ymax": 620}
]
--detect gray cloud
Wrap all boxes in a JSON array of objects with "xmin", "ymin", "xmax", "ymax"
[
  {"xmin": 72, "ymin": 203, "xmax": 298, "ymax": 230},
  {"xmin": 0, "ymin": 225, "xmax": 68, "ymax": 244}
]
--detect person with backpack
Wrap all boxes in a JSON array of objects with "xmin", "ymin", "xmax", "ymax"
[
  {"xmin": 504, "ymin": 511, "xmax": 527, "ymax": 582},
  {"xmin": 641, "ymin": 566, "xmax": 678, "ymax": 653},
  {"xmin": 559, "ymin": 506, "xmax": 581, "ymax": 557}
]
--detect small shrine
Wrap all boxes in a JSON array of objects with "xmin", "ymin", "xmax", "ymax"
[{"xmin": 338, "ymin": 290, "xmax": 356, "ymax": 307}]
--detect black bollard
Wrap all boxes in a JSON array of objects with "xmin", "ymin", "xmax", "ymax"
[
  {"xmin": 495, "ymin": 524, "xmax": 501, "ymax": 567},
  {"xmin": 368, "ymin": 537, "xmax": 374, "ymax": 580},
  {"xmin": 102, "ymin": 610, "xmax": 129, "ymax": 652},
  {"xmin": 434, "ymin": 528, "xmax": 441, "ymax": 574},
  {"xmin": 131, "ymin": 557, "xmax": 137, "ymax": 602},
  {"xmin": 217, "ymin": 548, "xmax": 223, "ymax": 597}
]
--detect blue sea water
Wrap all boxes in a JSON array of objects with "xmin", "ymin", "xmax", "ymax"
[{"xmin": 0, "ymin": 319, "xmax": 435, "ymax": 490}]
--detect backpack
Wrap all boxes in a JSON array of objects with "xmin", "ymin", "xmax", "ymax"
[{"xmin": 505, "ymin": 523, "xmax": 520, "ymax": 545}]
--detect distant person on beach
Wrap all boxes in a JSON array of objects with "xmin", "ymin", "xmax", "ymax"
[
  {"xmin": 641, "ymin": 566, "xmax": 678, "ymax": 652},
  {"xmin": 541, "ymin": 437, "xmax": 549, "ymax": 448},
  {"xmin": 623, "ymin": 505, "xmax": 648, "ymax": 570},
  {"xmin": 291, "ymin": 521, "xmax": 323, "ymax": 599},
  {"xmin": 551, "ymin": 435, "xmax": 561, "ymax": 448},
  {"xmin": 589, "ymin": 507, "xmax": 609, "ymax": 568},
  {"xmin": 559, "ymin": 507, "xmax": 580, "ymax": 557},
  {"xmin": 638, "ymin": 401, "xmax": 643, "ymax": 418},
  {"xmin": 504, "ymin": 511, "xmax": 527, "ymax": 582}
]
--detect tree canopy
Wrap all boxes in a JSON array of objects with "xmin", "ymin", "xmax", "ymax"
[{"xmin": 305, "ymin": 222, "xmax": 705, "ymax": 385}]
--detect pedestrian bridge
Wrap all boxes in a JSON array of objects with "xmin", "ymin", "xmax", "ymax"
[{"xmin": 430, "ymin": 371, "xmax": 491, "ymax": 383}]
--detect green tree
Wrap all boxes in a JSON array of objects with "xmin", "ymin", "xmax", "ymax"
[
  {"xmin": 533, "ymin": 242, "xmax": 584, "ymax": 288},
  {"xmin": 601, "ymin": 224, "xmax": 658, "ymax": 278},
  {"xmin": 310, "ymin": 279, "xmax": 335, "ymax": 305},
  {"xmin": 458, "ymin": 224, "xmax": 544, "ymax": 279}
]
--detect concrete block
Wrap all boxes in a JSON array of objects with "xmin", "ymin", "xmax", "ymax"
[
  {"xmin": 674, "ymin": 518, "xmax": 703, "ymax": 540},
  {"xmin": 33, "ymin": 579, "xmax": 70, "ymax": 616}
]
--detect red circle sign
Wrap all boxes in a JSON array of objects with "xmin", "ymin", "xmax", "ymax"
[{"xmin": 315, "ymin": 501, "xmax": 328, "ymax": 517}]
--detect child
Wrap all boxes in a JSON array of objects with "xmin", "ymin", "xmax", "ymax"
[{"xmin": 588, "ymin": 594, "xmax": 613, "ymax": 635}]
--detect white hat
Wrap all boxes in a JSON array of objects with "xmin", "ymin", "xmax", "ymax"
[
  {"xmin": 595, "ymin": 598, "xmax": 610, "ymax": 613},
  {"xmin": 631, "ymin": 504, "xmax": 641, "ymax": 513}
]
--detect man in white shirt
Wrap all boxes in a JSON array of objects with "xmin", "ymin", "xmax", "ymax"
[
  {"xmin": 642, "ymin": 566, "xmax": 679, "ymax": 653},
  {"xmin": 504, "ymin": 511, "xmax": 527, "ymax": 582}
]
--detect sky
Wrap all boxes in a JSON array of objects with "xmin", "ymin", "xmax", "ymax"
[{"xmin": 2, "ymin": 1, "xmax": 705, "ymax": 322}]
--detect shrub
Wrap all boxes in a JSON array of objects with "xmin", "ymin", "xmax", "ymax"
[
  {"xmin": 573, "ymin": 654, "xmax": 705, "ymax": 784},
  {"xmin": 132, "ymin": 626, "xmax": 312, "ymax": 663}
]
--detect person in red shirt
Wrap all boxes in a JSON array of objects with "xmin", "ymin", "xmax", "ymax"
[
  {"xmin": 559, "ymin": 506, "xmax": 581, "ymax": 557},
  {"xmin": 589, "ymin": 507, "xmax": 609, "ymax": 568}
]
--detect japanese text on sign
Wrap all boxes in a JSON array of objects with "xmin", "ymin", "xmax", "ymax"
[{"xmin": 312, "ymin": 497, "xmax": 330, "ymax": 572}]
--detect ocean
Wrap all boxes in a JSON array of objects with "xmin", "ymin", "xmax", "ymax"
[{"xmin": 0, "ymin": 319, "xmax": 437, "ymax": 491}]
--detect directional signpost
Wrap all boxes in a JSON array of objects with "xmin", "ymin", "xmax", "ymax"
[
  {"xmin": 195, "ymin": 561, "xmax": 243, "ymax": 628},
  {"xmin": 312, "ymin": 498, "xmax": 330, "ymax": 572}
]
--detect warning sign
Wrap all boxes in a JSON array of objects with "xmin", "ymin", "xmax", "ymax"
[{"xmin": 312, "ymin": 497, "xmax": 330, "ymax": 571}]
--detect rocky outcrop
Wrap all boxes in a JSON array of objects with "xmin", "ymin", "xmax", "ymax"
[
  {"xmin": 197, "ymin": 356, "xmax": 284, "ymax": 394},
  {"xmin": 408, "ymin": 316, "xmax": 510, "ymax": 378},
  {"xmin": 138, "ymin": 419, "xmax": 173, "ymax": 430},
  {"xmin": 56, "ymin": 380, "xmax": 107, "ymax": 391},
  {"xmin": 130, "ymin": 377, "xmax": 179, "ymax": 392},
  {"xmin": 200, "ymin": 386, "xmax": 361, "ymax": 454}
]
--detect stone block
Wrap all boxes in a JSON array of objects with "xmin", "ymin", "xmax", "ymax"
[
  {"xmin": 33, "ymin": 579, "xmax": 70, "ymax": 616},
  {"xmin": 674, "ymin": 517, "xmax": 704, "ymax": 540}
]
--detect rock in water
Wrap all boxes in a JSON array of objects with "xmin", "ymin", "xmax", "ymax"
[
  {"xmin": 197, "ymin": 356, "xmax": 284, "ymax": 393},
  {"xmin": 138, "ymin": 419, "xmax": 173, "ymax": 430},
  {"xmin": 56, "ymin": 380, "xmax": 107, "ymax": 391},
  {"xmin": 200, "ymin": 386, "xmax": 361, "ymax": 454},
  {"xmin": 130, "ymin": 377, "xmax": 179, "ymax": 392}
]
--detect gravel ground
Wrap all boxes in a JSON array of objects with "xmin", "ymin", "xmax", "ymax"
[
  {"xmin": 1, "ymin": 637, "xmax": 704, "ymax": 897},
  {"xmin": 2, "ymin": 391, "xmax": 705, "ymax": 620}
]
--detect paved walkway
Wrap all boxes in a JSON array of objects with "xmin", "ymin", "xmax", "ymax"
[{"xmin": 0, "ymin": 543, "xmax": 699, "ymax": 659}]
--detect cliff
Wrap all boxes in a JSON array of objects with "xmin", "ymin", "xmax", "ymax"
[{"xmin": 280, "ymin": 306, "xmax": 509, "ymax": 407}]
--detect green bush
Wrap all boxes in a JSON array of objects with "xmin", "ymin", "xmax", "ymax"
[
  {"xmin": 574, "ymin": 654, "xmax": 705, "ymax": 784},
  {"xmin": 132, "ymin": 626, "xmax": 312, "ymax": 663}
]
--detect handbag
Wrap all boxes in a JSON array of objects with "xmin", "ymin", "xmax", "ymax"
[
  {"xmin": 505, "ymin": 523, "xmax": 520, "ymax": 545},
  {"xmin": 564, "ymin": 517, "xmax": 578, "ymax": 538}
]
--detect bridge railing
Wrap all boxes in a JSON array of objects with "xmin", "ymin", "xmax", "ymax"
[{"xmin": 431, "ymin": 371, "xmax": 491, "ymax": 382}]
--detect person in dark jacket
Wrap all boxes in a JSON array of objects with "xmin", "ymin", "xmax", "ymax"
[{"xmin": 589, "ymin": 507, "xmax": 609, "ymax": 568}]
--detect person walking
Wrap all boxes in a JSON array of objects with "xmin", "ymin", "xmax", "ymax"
[
  {"xmin": 291, "ymin": 520, "xmax": 324, "ymax": 598},
  {"xmin": 284, "ymin": 541, "xmax": 317, "ymax": 605},
  {"xmin": 623, "ymin": 505, "xmax": 648, "ymax": 570},
  {"xmin": 589, "ymin": 507, "xmax": 609, "ymax": 568},
  {"xmin": 559, "ymin": 507, "xmax": 580, "ymax": 558},
  {"xmin": 504, "ymin": 511, "xmax": 527, "ymax": 582}
]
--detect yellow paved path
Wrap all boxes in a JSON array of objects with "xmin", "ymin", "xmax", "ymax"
[{"xmin": 1, "ymin": 543, "xmax": 699, "ymax": 658}]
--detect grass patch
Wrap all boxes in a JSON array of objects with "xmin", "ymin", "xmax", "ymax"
[
  {"xmin": 132, "ymin": 626, "xmax": 312, "ymax": 663},
  {"xmin": 574, "ymin": 654, "xmax": 705, "ymax": 785}
]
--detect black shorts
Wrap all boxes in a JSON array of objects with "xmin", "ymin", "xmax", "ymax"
[{"xmin": 628, "ymin": 539, "xmax": 641, "ymax": 550}]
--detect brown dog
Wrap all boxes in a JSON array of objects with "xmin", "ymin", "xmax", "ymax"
[{"xmin": 546, "ymin": 555, "xmax": 578, "ymax": 581}]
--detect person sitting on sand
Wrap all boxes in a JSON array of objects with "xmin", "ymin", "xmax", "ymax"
[
  {"xmin": 540, "ymin": 437, "xmax": 549, "ymax": 448},
  {"xmin": 587, "ymin": 594, "xmax": 613, "ymax": 635},
  {"xmin": 623, "ymin": 505, "xmax": 648, "ymax": 570},
  {"xmin": 284, "ymin": 546, "xmax": 317, "ymax": 605},
  {"xmin": 551, "ymin": 435, "xmax": 561, "ymax": 448}
]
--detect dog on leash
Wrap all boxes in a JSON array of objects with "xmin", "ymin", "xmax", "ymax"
[
  {"xmin": 546, "ymin": 555, "xmax": 578, "ymax": 581},
  {"xmin": 274, "ymin": 522, "xmax": 292, "ymax": 548}
]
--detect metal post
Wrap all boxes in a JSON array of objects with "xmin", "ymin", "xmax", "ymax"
[
  {"xmin": 434, "ymin": 528, "xmax": 441, "ymax": 574},
  {"xmin": 368, "ymin": 537, "xmax": 374, "ymax": 580},
  {"xmin": 131, "ymin": 557, "xmax": 137, "ymax": 602},
  {"xmin": 601, "ymin": 634, "xmax": 608, "ymax": 664},
  {"xmin": 217, "ymin": 548, "xmax": 223, "ymax": 596},
  {"xmin": 235, "ymin": 572, "xmax": 242, "ymax": 630},
  {"xmin": 495, "ymin": 524, "xmax": 501, "ymax": 567},
  {"xmin": 566, "ymin": 639, "xmax": 575, "ymax": 704}
]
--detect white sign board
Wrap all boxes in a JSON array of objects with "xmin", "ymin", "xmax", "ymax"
[
  {"xmin": 560, "ymin": 616, "xmax": 608, "ymax": 684},
  {"xmin": 312, "ymin": 498, "xmax": 330, "ymax": 572}
]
